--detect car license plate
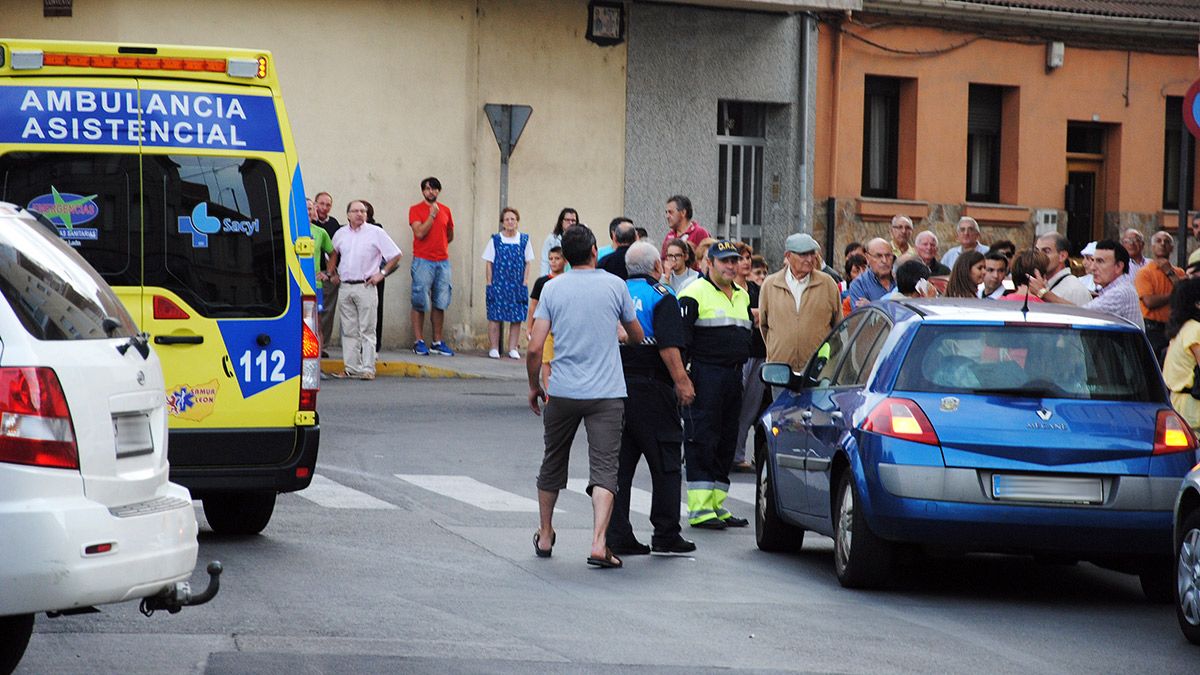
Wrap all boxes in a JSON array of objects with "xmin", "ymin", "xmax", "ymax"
[
  {"xmin": 992, "ymin": 474, "xmax": 1103, "ymax": 504},
  {"xmin": 113, "ymin": 413, "xmax": 154, "ymax": 459}
]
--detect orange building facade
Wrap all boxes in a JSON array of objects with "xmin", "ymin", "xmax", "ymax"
[{"xmin": 812, "ymin": 4, "xmax": 1200, "ymax": 262}]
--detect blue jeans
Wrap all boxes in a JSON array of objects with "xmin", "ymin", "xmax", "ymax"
[{"xmin": 410, "ymin": 258, "xmax": 452, "ymax": 312}]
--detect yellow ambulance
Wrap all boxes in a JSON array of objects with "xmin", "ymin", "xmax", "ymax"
[{"xmin": 0, "ymin": 39, "xmax": 321, "ymax": 534}]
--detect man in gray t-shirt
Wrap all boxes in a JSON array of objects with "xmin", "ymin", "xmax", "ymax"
[{"xmin": 528, "ymin": 224, "xmax": 644, "ymax": 569}]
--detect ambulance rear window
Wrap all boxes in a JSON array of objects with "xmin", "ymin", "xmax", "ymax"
[
  {"xmin": 143, "ymin": 154, "xmax": 286, "ymax": 318},
  {"xmin": 0, "ymin": 151, "xmax": 286, "ymax": 318}
]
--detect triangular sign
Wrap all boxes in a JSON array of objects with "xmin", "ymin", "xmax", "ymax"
[{"xmin": 483, "ymin": 104, "xmax": 533, "ymax": 159}]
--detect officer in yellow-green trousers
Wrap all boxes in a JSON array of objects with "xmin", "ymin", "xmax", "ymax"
[{"xmin": 678, "ymin": 241, "xmax": 752, "ymax": 529}]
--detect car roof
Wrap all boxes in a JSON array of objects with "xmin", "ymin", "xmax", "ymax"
[{"xmin": 872, "ymin": 297, "xmax": 1141, "ymax": 331}]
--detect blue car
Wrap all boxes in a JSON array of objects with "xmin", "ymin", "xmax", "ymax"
[{"xmin": 757, "ymin": 298, "xmax": 1198, "ymax": 597}]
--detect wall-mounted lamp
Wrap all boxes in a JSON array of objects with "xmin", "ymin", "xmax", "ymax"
[
  {"xmin": 587, "ymin": 1, "xmax": 625, "ymax": 47},
  {"xmin": 1046, "ymin": 41, "xmax": 1065, "ymax": 72}
]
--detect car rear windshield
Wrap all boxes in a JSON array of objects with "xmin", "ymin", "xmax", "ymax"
[
  {"xmin": 0, "ymin": 206, "xmax": 140, "ymax": 340},
  {"xmin": 894, "ymin": 324, "xmax": 1162, "ymax": 402},
  {"xmin": 0, "ymin": 151, "xmax": 286, "ymax": 318}
]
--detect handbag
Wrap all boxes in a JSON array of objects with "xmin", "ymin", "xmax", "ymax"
[{"xmin": 1191, "ymin": 364, "xmax": 1200, "ymax": 400}]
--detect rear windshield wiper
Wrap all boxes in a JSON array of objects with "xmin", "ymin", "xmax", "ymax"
[
  {"xmin": 972, "ymin": 386, "xmax": 1059, "ymax": 398},
  {"xmin": 116, "ymin": 331, "xmax": 150, "ymax": 360}
]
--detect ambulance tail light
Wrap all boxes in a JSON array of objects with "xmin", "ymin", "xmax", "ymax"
[
  {"xmin": 153, "ymin": 296, "xmax": 191, "ymax": 320},
  {"xmin": 299, "ymin": 296, "xmax": 320, "ymax": 411},
  {"xmin": 0, "ymin": 367, "xmax": 79, "ymax": 471}
]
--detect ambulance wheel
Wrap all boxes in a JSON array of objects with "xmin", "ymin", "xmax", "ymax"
[
  {"xmin": 202, "ymin": 491, "xmax": 276, "ymax": 535},
  {"xmin": 0, "ymin": 613, "xmax": 34, "ymax": 675}
]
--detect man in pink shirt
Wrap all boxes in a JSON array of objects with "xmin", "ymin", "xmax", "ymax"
[
  {"xmin": 661, "ymin": 195, "xmax": 710, "ymax": 263},
  {"xmin": 327, "ymin": 200, "xmax": 404, "ymax": 380}
]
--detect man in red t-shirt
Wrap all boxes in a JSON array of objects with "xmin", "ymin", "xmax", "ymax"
[
  {"xmin": 408, "ymin": 177, "xmax": 455, "ymax": 356},
  {"xmin": 661, "ymin": 194, "xmax": 710, "ymax": 265}
]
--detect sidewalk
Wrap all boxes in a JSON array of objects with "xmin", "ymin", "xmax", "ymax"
[{"xmin": 320, "ymin": 349, "xmax": 529, "ymax": 381}]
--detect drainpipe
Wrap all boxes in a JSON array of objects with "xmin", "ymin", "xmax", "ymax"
[
  {"xmin": 798, "ymin": 13, "xmax": 817, "ymax": 237},
  {"xmin": 825, "ymin": 13, "xmax": 847, "ymax": 265}
]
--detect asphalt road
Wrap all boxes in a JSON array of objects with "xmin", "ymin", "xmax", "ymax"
[{"xmin": 17, "ymin": 376, "xmax": 1200, "ymax": 673}]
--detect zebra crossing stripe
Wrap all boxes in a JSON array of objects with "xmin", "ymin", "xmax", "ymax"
[
  {"xmin": 565, "ymin": 478, "xmax": 676, "ymax": 515},
  {"xmin": 296, "ymin": 474, "xmax": 398, "ymax": 509},
  {"xmin": 396, "ymin": 474, "xmax": 552, "ymax": 512},
  {"xmin": 566, "ymin": 479, "xmax": 753, "ymax": 517},
  {"xmin": 726, "ymin": 482, "xmax": 756, "ymax": 508}
]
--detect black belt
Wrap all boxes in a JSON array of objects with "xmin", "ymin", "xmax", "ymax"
[{"xmin": 342, "ymin": 280, "xmax": 366, "ymax": 285}]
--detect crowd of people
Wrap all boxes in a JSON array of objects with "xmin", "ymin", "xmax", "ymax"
[
  {"xmin": 310, "ymin": 177, "xmax": 456, "ymax": 380},
  {"xmin": 311, "ymin": 180, "xmax": 1200, "ymax": 567}
]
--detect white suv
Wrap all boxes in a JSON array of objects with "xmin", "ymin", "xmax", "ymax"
[{"xmin": 0, "ymin": 203, "xmax": 209, "ymax": 671}]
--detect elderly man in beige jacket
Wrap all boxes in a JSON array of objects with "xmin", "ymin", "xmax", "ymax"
[{"xmin": 759, "ymin": 233, "xmax": 842, "ymax": 371}]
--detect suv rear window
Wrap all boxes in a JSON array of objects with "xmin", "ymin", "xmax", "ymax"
[
  {"xmin": 0, "ymin": 205, "xmax": 139, "ymax": 340},
  {"xmin": 894, "ymin": 324, "xmax": 1162, "ymax": 402},
  {"xmin": 0, "ymin": 152, "xmax": 286, "ymax": 318}
]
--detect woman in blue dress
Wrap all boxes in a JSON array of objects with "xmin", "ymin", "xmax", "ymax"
[{"xmin": 483, "ymin": 206, "xmax": 534, "ymax": 359}]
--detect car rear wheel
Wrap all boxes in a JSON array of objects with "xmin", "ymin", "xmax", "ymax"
[
  {"xmin": 0, "ymin": 613, "xmax": 34, "ymax": 674},
  {"xmin": 1176, "ymin": 510, "xmax": 1200, "ymax": 644},
  {"xmin": 202, "ymin": 491, "xmax": 276, "ymax": 535},
  {"xmin": 755, "ymin": 448, "xmax": 804, "ymax": 553},
  {"xmin": 833, "ymin": 471, "xmax": 893, "ymax": 589}
]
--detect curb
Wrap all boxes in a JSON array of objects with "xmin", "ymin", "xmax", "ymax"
[{"xmin": 321, "ymin": 358, "xmax": 480, "ymax": 379}]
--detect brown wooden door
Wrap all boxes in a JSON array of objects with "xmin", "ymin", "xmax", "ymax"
[{"xmin": 1066, "ymin": 159, "xmax": 1103, "ymax": 253}]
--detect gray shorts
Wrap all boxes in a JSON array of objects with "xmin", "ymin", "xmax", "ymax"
[{"xmin": 537, "ymin": 396, "xmax": 624, "ymax": 496}]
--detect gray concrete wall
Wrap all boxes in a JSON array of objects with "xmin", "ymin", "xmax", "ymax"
[{"xmin": 625, "ymin": 3, "xmax": 804, "ymax": 265}]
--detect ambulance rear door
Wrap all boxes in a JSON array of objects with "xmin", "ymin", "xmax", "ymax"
[
  {"xmin": 0, "ymin": 79, "xmax": 145, "ymax": 324},
  {"xmin": 134, "ymin": 81, "xmax": 300, "ymax": 443}
]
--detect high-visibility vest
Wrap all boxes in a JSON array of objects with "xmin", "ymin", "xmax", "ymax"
[{"xmin": 678, "ymin": 276, "xmax": 751, "ymax": 329}]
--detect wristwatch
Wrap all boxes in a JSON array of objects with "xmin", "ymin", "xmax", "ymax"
[{"xmin": 1036, "ymin": 287, "xmax": 1047, "ymax": 298}]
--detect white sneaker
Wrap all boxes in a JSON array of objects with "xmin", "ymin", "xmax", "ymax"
[
  {"xmin": 508, "ymin": 349, "xmax": 521, "ymax": 360},
  {"xmin": 488, "ymin": 349, "xmax": 500, "ymax": 359}
]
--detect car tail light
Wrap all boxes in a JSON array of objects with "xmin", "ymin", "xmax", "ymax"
[
  {"xmin": 299, "ymin": 295, "xmax": 320, "ymax": 411},
  {"xmin": 1154, "ymin": 409, "xmax": 1196, "ymax": 455},
  {"xmin": 0, "ymin": 367, "xmax": 79, "ymax": 470},
  {"xmin": 862, "ymin": 397, "xmax": 940, "ymax": 446}
]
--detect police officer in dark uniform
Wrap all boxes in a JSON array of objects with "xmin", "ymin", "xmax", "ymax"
[
  {"xmin": 605, "ymin": 241, "xmax": 698, "ymax": 555},
  {"xmin": 678, "ymin": 240, "xmax": 753, "ymax": 529}
]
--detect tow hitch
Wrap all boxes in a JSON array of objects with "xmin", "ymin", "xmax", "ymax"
[{"xmin": 139, "ymin": 561, "xmax": 222, "ymax": 616}]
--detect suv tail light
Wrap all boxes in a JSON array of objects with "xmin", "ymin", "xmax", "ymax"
[
  {"xmin": 299, "ymin": 295, "xmax": 320, "ymax": 411},
  {"xmin": 1154, "ymin": 409, "xmax": 1196, "ymax": 455},
  {"xmin": 862, "ymin": 397, "xmax": 940, "ymax": 446},
  {"xmin": 0, "ymin": 367, "xmax": 79, "ymax": 469}
]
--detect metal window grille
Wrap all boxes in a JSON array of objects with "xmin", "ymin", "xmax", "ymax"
[{"xmin": 717, "ymin": 101, "xmax": 766, "ymax": 250}]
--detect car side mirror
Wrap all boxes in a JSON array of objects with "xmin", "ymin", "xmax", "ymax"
[{"xmin": 760, "ymin": 362, "xmax": 803, "ymax": 391}]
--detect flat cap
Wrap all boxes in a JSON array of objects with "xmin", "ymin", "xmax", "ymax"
[{"xmin": 785, "ymin": 232, "xmax": 819, "ymax": 254}]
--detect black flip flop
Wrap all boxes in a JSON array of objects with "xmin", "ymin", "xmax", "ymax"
[
  {"xmin": 533, "ymin": 531, "xmax": 555, "ymax": 558},
  {"xmin": 586, "ymin": 548, "xmax": 623, "ymax": 569}
]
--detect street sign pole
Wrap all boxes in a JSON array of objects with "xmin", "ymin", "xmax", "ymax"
[
  {"xmin": 1179, "ymin": 117, "xmax": 1191, "ymax": 268},
  {"xmin": 482, "ymin": 104, "xmax": 532, "ymax": 352},
  {"xmin": 484, "ymin": 104, "xmax": 533, "ymax": 213}
]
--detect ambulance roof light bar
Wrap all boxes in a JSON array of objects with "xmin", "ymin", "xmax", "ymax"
[
  {"xmin": 10, "ymin": 50, "xmax": 43, "ymax": 70},
  {"xmin": 6, "ymin": 49, "xmax": 267, "ymax": 79}
]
